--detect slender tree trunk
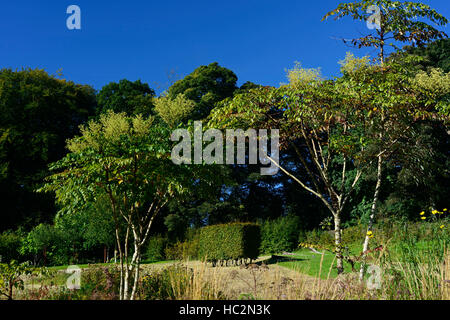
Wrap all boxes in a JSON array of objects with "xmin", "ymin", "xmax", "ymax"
[
  {"xmin": 119, "ymin": 255, "xmax": 124, "ymax": 299},
  {"xmin": 123, "ymin": 229, "xmax": 131, "ymax": 300},
  {"xmin": 130, "ymin": 244, "xmax": 141, "ymax": 300},
  {"xmin": 123, "ymin": 266, "xmax": 130, "ymax": 300},
  {"xmin": 334, "ymin": 213, "xmax": 344, "ymax": 274},
  {"xmin": 115, "ymin": 230, "xmax": 124, "ymax": 300},
  {"xmin": 130, "ymin": 260, "xmax": 140, "ymax": 300},
  {"xmin": 359, "ymin": 154, "xmax": 383, "ymax": 281},
  {"xmin": 358, "ymin": 25, "xmax": 385, "ymax": 278}
]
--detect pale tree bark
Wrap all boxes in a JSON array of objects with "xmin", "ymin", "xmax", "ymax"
[
  {"xmin": 359, "ymin": 154, "xmax": 382, "ymax": 281},
  {"xmin": 127, "ymin": 200, "xmax": 164, "ymax": 300},
  {"xmin": 334, "ymin": 214, "xmax": 344, "ymax": 274},
  {"xmin": 358, "ymin": 122, "xmax": 412, "ymax": 281},
  {"xmin": 130, "ymin": 240, "xmax": 141, "ymax": 300},
  {"xmin": 122, "ymin": 221, "xmax": 131, "ymax": 300},
  {"xmin": 359, "ymin": 18, "xmax": 385, "ymax": 277},
  {"xmin": 115, "ymin": 197, "xmax": 166, "ymax": 300},
  {"xmin": 107, "ymin": 189, "xmax": 125, "ymax": 299}
]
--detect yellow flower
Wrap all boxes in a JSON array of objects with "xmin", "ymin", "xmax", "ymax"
[
  {"xmin": 421, "ymin": 216, "xmax": 426, "ymax": 220},
  {"xmin": 367, "ymin": 231, "xmax": 374, "ymax": 238},
  {"xmin": 440, "ymin": 225, "xmax": 445, "ymax": 229},
  {"xmin": 419, "ymin": 211, "xmax": 425, "ymax": 216},
  {"xmin": 373, "ymin": 107, "xmax": 378, "ymax": 111},
  {"xmin": 432, "ymin": 210, "xmax": 438, "ymax": 215},
  {"xmin": 444, "ymin": 208, "xmax": 447, "ymax": 212}
]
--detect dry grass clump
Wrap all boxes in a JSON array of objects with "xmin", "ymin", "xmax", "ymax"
[{"xmin": 161, "ymin": 244, "xmax": 449, "ymax": 300}]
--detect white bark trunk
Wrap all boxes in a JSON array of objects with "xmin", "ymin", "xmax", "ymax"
[
  {"xmin": 334, "ymin": 214, "xmax": 344, "ymax": 274},
  {"xmin": 359, "ymin": 154, "xmax": 382, "ymax": 281},
  {"xmin": 130, "ymin": 246, "xmax": 141, "ymax": 300}
]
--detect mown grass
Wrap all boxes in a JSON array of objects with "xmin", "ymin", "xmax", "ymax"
[
  {"xmin": 274, "ymin": 249, "xmax": 360, "ymax": 279},
  {"xmin": 140, "ymin": 259, "xmax": 175, "ymax": 265}
]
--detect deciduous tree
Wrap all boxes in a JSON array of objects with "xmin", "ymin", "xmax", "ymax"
[
  {"xmin": 40, "ymin": 111, "xmax": 217, "ymax": 299},
  {"xmin": 323, "ymin": 0, "xmax": 448, "ymax": 279}
]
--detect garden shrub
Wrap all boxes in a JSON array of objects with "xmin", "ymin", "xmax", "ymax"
[
  {"xmin": 301, "ymin": 225, "xmax": 366, "ymax": 251},
  {"xmin": 341, "ymin": 224, "xmax": 366, "ymax": 246},
  {"xmin": 302, "ymin": 229, "xmax": 334, "ymax": 248},
  {"xmin": 183, "ymin": 228, "xmax": 201, "ymax": 259},
  {"xmin": 145, "ymin": 235, "xmax": 169, "ymax": 262},
  {"xmin": 165, "ymin": 242, "xmax": 183, "ymax": 260},
  {"xmin": 164, "ymin": 228, "xmax": 201, "ymax": 261},
  {"xmin": 19, "ymin": 223, "xmax": 74, "ymax": 266},
  {"xmin": 260, "ymin": 216, "xmax": 302, "ymax": 254},
  {"xmin": 0, "ymin": 231, "xmax": 22, "ymax": 262},
  {"xmin": 165, "ymin": 237, "xmax": 200, "ymax": 261},
  {"xmin": 300, "ymin": 217, "xmax": 449, "ymax": 255},
  {"xmin": 198, "ymin": 222, "xmax": 260, "ymax": 263},
  {"xmin": 184, "ymin": 234, "xmax": 200, "ymax": 260},
  {"xmin": 0, "ymin": 260, "xmax": 34, "ymax": 300}
]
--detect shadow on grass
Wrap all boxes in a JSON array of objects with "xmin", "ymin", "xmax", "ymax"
[{"xmin": 260, "ymin": 255, "xmax": 307, "ymax": 265}]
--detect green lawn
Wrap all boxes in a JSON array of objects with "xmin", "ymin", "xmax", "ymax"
[
  {"xmin": 140, "ymin": 259, "xmax": 175, "ymax": 265},
  {"xmin": 273, "ymin": 248, "xmax": 361, "ymax": 279}
]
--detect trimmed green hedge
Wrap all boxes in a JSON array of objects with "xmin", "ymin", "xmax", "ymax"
[{"xmin": 199, "ymin": 223, "xmax": 260, "ymax": 262}]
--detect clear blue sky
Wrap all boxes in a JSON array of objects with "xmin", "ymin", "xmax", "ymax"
[{"xmin": 1, "ymin": 0, "xmax": 448, "ymax": 94}]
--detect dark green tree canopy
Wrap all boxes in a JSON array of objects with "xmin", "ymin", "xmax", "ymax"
[
  {"xmin": 234, "ymin": 81, "xmax": 263, "ymax": 95},
  {"xmin": 0, "ymin": 68, "xmax": 96, "ymax": 231},
  {"xmin": 168, "ymin": 62, "xmax": 238, "ymax": 119},
  {"xmin": 96, "ymin": 79, "xmax": 156, "ymax": 116},
  {"xmin": 400, "ymin": 38, "xmax": 450, "ymax": 72}
]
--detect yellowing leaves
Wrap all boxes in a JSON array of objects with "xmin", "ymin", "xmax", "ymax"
[{"xmin": 154, "ymin": 93, "xmax": 196, "ymax": 127}]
